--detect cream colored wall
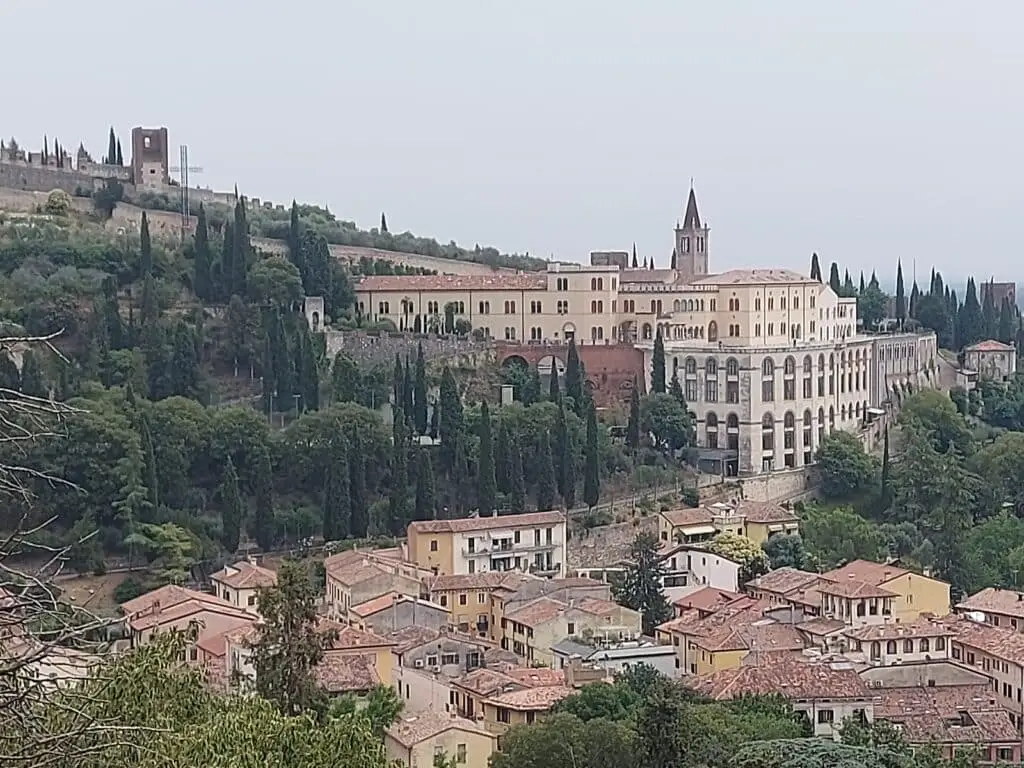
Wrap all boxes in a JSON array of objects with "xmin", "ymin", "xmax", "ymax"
[
  {"xmin": 881, "ymin": 573, "xmax": 951, "ymax": 621},
  {"xmin": 695, "ymin": 647, "xmax": 747, "ymax": 675},
  {"xmin": 387, "ymin": 728, "xmax": 496, "ymax": 768},
  {"xmin": 951, "ymin": 640, "xmax": 1024, "ymax": 726},
  {"xmin": 452, "ymin": 521, "xmax": 566, "ymax": 576},
  {"xmin": 213, "ymin": 581, "xmax": 260, "ymax": 613},
  {"xmin": 744, "ymin": 521, "xmax": 799, "ymax": 546},
  {"xmin": 409, "ymin": 529, "xmax": 455, "ymax": 575}
]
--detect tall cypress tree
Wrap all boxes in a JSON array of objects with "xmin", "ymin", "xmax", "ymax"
[
  {"xmin": 261, "ymin": 332, "xmax": 275, "ymax": 414},
  {"xmin": 393, "ymin": 354, "xmax": 404, "ymax": 409},
  {"xmin": 556, "ymin": 400, "xmax": 575, "ymax": 508},
  {"xmin": 193, "ymin": 204, "xmax": 212, "ymax": 301},
  {"xmin": 140, "ymin": 410, "xmax": 159, "ymax": 511},
  {"xmin": 414, "ymin": 449, "xmax": 436, "ymax": 521},
  {"xmin": 829, "ymin": 262, "xmax": 841, "ymax": 294},
  {"xmin": 495, "ymin": 420, "xmax": 511, "ymax": 494},
  {"xmin": 565, "ymin": 339, "xmax": 584, "ymax": 416},
  {"xmin": 287, "ymin": 201, "xmax": 306, "ymax": 283},
  {"xmin": 252, "ymin": 447, "xmax": 276, "ymax": 551},
  {"xmin": 880, "ymin": 426, "xmax": 891, "ymax": 511},
  {"xmin": 115, "ymin": 139, "xmax": 123, "ymax": 166},
  {"xmin": 107, "ymin": 127, "xmax": 117, "ymax": 165},
  {"xmin": 535, "ymin": 433, "xmax": 557, "ymax": 512},
  {"xmin": 322, "ymin": 439, "xmax": 351, "ymax": 541},
  {"xmin": 998, "ymin": 298, "xmax": 1016, "ymax": 344},
  {"xmin": 402, "ymin": 354, "xmax": 414, "ymax": 427},
  {"xmin": 508, "ymin": 438, "xmax": 526, "ymax": 514},
  {"xmin": 297, "ymin": 325, "xmax": 319, "ymax": 412},
  {"xmin": 139, "ymin": 211, "xmax": 152, "ymax": 277},
  {"xmin": 477, "ymin": 402, "xmax": 497, "ymax": 515},
  {"xmin": 809, "ymin": 252, "xmax": 822, "ymax": 282},
  {"xmin": 220, "ymin": 457, "xmax": 243, "ymax": 553},
  {"xmin": 414, "ymin": 342, "xmax": 428, "ymax": 435},
  {"xmin": 631, "ymin": 243, "xmax": 638, "ymax": 269},
  {"xmin": 380, "ymin": 212, "xmax": 389, "ymax": 233},
  {"xmin": 548, "ymin": 361, "xmax": 561, "ymax": 401},
  {"xmin": 858, "ymin": 271, "xmax": 866, "ymax": 295},
  {"xmin": 651, "ymin": 329, "xmax": 666, "ymax": 394},
  {"xmin": 626, "ymin": 379, "xmax": 641, "ymax": 451},
  {"xmin": 981, "ymin": 281, "xmax": 998, "ymax": 340},
  {"xmin": 349, "ymin": 433, "xmax": 368, "ymax": 538},
  {"xmin": 843, "ymin": 270, "xmax": 855, "ymax": 296},
  {"xmin": 231, "ymin": 198, "xmax": 250, "ymax": 298},
  {"xmin": 895, "ymin": 260, "xmax": 906, "ymax": 330},
  {"xmin": 958, "ymin": 278, "xmax": 984, "ymax": 348},
  {"xmin": 389, "ymin": 411, "xmax": 410, "ymax": 534},
  {"xmin": 220, "ymin": 220, "xmax": 235, "ymax": 302},
  {"xmin": 909, "ymin": 281, "xmax": 920, "ymax": 320},
  {"xmin": 583, "ymin": 402, "xmax": 600, "ymax": 510},
  {"xmin": 438, "ymin": 366, "xmax": 463, "ymax": 473}
]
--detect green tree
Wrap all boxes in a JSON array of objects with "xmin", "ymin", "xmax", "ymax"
[
  {"xmin": 350, "ymin": 433, "xmax": 368, "ymax": 537},
  {"xmin": 297, "ymin": 323, "xmax": 319, "ymax": 412},
  {"xmin": 492, "ymin": 713, "xmax": 637, "ymax": 768},
  {"xmin": 998, "ymin": 296, "xmax": 1016, "ymax": 344},
  {"xmin": 123, "ymin": 522, "xmax": 198, "ymax": 586},
  {"xmin": 106, "ymin": 126, "xmax": 117, "ymax": 165},
  {"xmin": 641, "ymin": 392, "xmax": 694, "ymax": 451},
  {"xmin": 220, "ymin": 220, "xmax": 235, "ymax": 302},
  {"xmin": 287, "ymin": 200, "xmax": 306, "ymax": 282},
  {"xmin": 414, "ymin": 449, "xmax": 436, "ymax": 521},
  {"xmin": 331, "ymin": 351, "xmax": 361, "ymax": 404},
  {"xmin": 829, "ymin": 262, "xmax": 841, "ymax": 293},
  {"xmin": 548, "ymin": 361, "xmax": 561, "ymax": 401},
  {"xmin": 535, "ymin": 432, "xmax": 558, "ymax": 511},
  {"xmin": 322, "ymin": 438, "xmax": 351, "ymax": 541},
  {"xmin": 857, "ymin": 281, "xmax": 888, "ymax": 330},
  {"xmin": 247, "ymin": 256, "xmax": 303, "ymax": 306},
  {"xmin": 626, "ymin": 379, "xmax": 641, "ymax": 451},
  {"xmin": 495, "ymin": 419, "xmax": 511, "ymax": 494},
  {"xmin": 668, "ymin": 368, "xmax": 685, "ymax": 409},
  {"xmin": 251, "ymin": 447, "xmax": 275, "ymax": 550},
  {"xmin": 302, "ymin": 230, "xmax": 332, "ymax": 300},
  {"xmin": 249, "ymin": 560, "xmax": 334, "ymax": 716},
  {"xmin": 565, "ymin": 339, "xmax": 584, "ymax": 415},
  {"xmin": 438, "ymin": 366, "xmax": 462, "ymax": 473},
  {"xmin": 139, "ymin": 211, "xmax": 152, "ymax": 277},
  {"xmin": 815, "ymin": 431, "xmax": 876, "ymax": 500},
  {"xmin": 389, "ymin": 409, "xmax": 411, "ymax": 532},
  {"xmin": 895, "ymin": 259, "xmax": 906, "ymax": 329},
  {"xmin": 220, "ymin": 456, "xmax": 244, "ymax": 553},
  {"xmin": 477, "ymin": 401, "xmax": 497, "ymax": 514},
  {"xmin": 809, "ymin": 252, "xmax": 821, "ymax": 281},
  {"xmin": 880, "ymin": 425, "xmax": 892, "ymax": 510},
  {"xmin": 708, "ymin": 531, "xmax": 769, "ymax": 583},
  {"xmin": 957, "ymin": 277, "xmax": 984, "ymax": 349},
  {"xmin": 18, "ymin": 349, "xmax": 47, "ymax": 398},
  {"xmin": 139, "ymin": 409, "xmax": 159, "ymax": 511},
  {"xmin": 413, "ymin": 342, "xmax": 428, "ymax": 434},
  {"xmin": 509, "ymin": 438, "xmax": 527, "ymax": 513},
  {"xmin": 522, "ymin": 364, "xmax": 541, "ymax": 406},
  {"xmin": 193, "ymin": 204, "xmax": 213, "ymax": 301},
  {"xmin": 231, "ymin": 198, "xmax": 251, "ymax": 298},
  {"xmin": 800, "ymin": 504, "xmax": 886, "ymax": 569},
  {"xmin": 651, "ymin": 329, "xmax": 666, "ymax": 393},
  {"xmin": 763, "ymin": 533, "xmax": 812, "ymax": 570},
  {"xmin": 583, "ymin": 402, "xmax": 600, "ymax": 510},
  {"xmin": 556, "ymin": 400, "xmax": 576, "ymax": 508},
  {"xmin": 613, "ymin": 531, "xmax": 672, "ymax": 634}
]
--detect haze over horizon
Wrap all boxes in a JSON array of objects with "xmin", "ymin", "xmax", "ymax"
[{"xmin": 4, "ymin": 1, "xmax": 1022, "ymax": 286}]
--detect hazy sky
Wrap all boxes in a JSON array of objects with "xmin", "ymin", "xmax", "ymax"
[{"xmin": 5, "ymin": 1, "xmax": 1022, "ymax": 285}]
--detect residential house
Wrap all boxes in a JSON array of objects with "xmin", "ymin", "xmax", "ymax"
[
  {"xmin": 816, "ymin": 577, "xmax": 899, "ymax": 628},
  {"xmin": 450, "ymin": 666, "xmax": 573, "ymax": 735},
  {"xmin": 490, "ymin": 577, "xmax": 609, "ymax": 647},
  {"xmin": 942, "ymin": 615, "xmax": 1024, "ymax": 730},
  {"xmin": 793, "ymin": 617, "xmax": 848, "ymax": 654},
  {"xmin": 963, "ymin": 339, "xmax": 1017, "ymax": 382},
  {"xmin": 426, "ymin": 572, "xmax": 533, "ymax": 637},
  {"xmin": 407, "ymin": 510, "xmax": 567, "ymax": 577},
  {"xmin": 658, "ymin": 501, "xmax": 799, "ymax": 548},
  {"xmin": 727, "ymin": 500, "xmax": 800, "ymax": 546},
  {"xmin": 657, "ymin": 543, "xmax": 741, "ymax": 600},
  {"xmin": 688, "ymin": 617, "xmax": 805, "ymax": 676},
  {"xmin": 658, "ymin": 507, "xmax": 717, "ymax": 545},
  {"xmin": 692, "ymin": 657, "xmax": 873, "ymax": 740},
  {"xmin": 746, "ymin": 567, "xmax": 824, "ymax": 612},
  {"xmin": 820, "ymin": 560, "xmax": 950, "ymax": 623},
  {"xmin": 843, "ymin": 619, "xmax": 954, "ymax": 666},
  {"xmin": 956, "ymin": 587, "xmax": 1024, "ymax": 631},
  {"xmin": 325, "ymin": 549, "xmax": 425, "ymax": 622},
  {"xmin": 208, "ymin": 559, "xmax": 277, "ymax": 614},
  {"xmin": 385, "ymin": 711, "xmax": 497, "ymax": 768},
  {"xmin": 349, "ymin": 592, "xmax": 449, "ymax": 635},
  {"xmin": 550, "ymin": 636, "xmax": 676, "ymax": 677},
  {"xmin": 671, "ymin": 586, "xmax": 742, "ymax": 619},
  {"xmin": 502, "ymin": 596, "xmax": 642, "ymax": 667},
  {"xmin": 120, "ymin": 584, "xmax": 257, "ymax": 663}
]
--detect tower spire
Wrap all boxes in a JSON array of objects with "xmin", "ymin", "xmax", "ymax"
[{"xmin": 683, "ymin": 184, "xmax": 701, "ymax": 230}]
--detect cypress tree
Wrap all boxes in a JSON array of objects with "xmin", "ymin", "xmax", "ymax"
[
  {"xmin": 809, "ymin": 252, "xmax": 822, "ymax": 282},
  {"xmin": 115, "ymin": 139, "xmax": 123, "ymax": 166},
  {"xmin": 669, "ymin": 368, "xmax": 685, "ymax": 409},
  {"xmin": 220, "ymin": 457, "xmax": 244, "ymax": 553},
  {"xmin": 509, "ymin": 439, "xmax": 526, "ymax": 514},
  {"xmin": 438, "ymin": 366, "xmax": 463, "ymax": 472},
  {"xmin": 583, "ymin": 402, "xmax": 600, "ymax": 511},
  {"xmin": 193, "ymin": 204, "xmax": 212, "ymax": 301},
  {"xmin": 231, "ymin": 198, "xmax": 250, "ymax": 298},
  {"xmin": 958, "ymin": 278, "xmax": 984, "ymax": 348},
  {"xmin": 895, "ymin": 260, "xmax": 906, "ymax": 329},
  {"xmin": 651, "ymin": 329, "xmax": 666, "ymax": 393},
  {"xmin": 829, "ymin": 262, "xmax": 841, "ymax": 294},
  {"xmin": 982, "ymin": 281, "xmax": 998, "ymax": 340},
  {"xmin": 296, "ymin": 325, "xmax": 319, "ymax": 412},
  {"xmin": 140, "ymin": 410, "xmax": 159, "ymax": 511},
  {"xmin": 414, "ymin": 449, "xmax": 436, "ymax": 521},
  {"xmin": 322, "ymin": 439, "xmax": 350, "ymax": 541},
  {"xmin": 495, "ymin": 420, "xmax": 511, "ymax": 494},
  {"xmin": 429, "ymin": 405, "xmax": 439, "ymax": 440},
  {"xmin": 880, "ymin": 426, "xmax": 891, "ymax": 511},
  {"xmin": 522, "ymin": 365, "xmax": 541, "ymax": 406},
  {"xmin": 252, "ymin": 447, "xmax": 276, "ymax": 551},
  {"xmin": 414, "ymin": 342, "xmax": 427, "ymax": 435},
  {"xmin": 393, "ymin": 354, "xmax": 404, "ymax": 409},
  {"xmin": 402, "ymin": 354, "xmax": 414, "ymax": 427},
  {"xmin": 287, "ymin": 201, "xmax": 305, "ymax": 281},
  {"xmin": 548, "ymin": 361, "xmax": 561, "ymax": 401},
  {"xmin": 869, "ymin": 270, "xmax": 879, "ymax": 290},
  {"xmin": 556, "ymin": 400, "xmax": 576, "ymax": 508},
  {"xmin": 139, "ymin": 211, "xmax": 152, "ymax": 277},
  {"xmin": 389, "ymin": 411, "xmax": 410, "ymax": 534},
  {"xmin": 565, "ymin": 339, "xmax": 584, "ymax": 416},
  {"xmin": 535, "ymin": 432, "xmax": 557, "ymax": 511},
  {"xmin": 18, "ymin": 349, "xmax": 47, "ymax": 398},
  {"xmin": 843, "ymin": 270, "xmax": 855, "ymax": 296},
  {"xmin": 626, "ymin": 379, "xmax": 641, "ymax": 451},
  {"xmin": 140, "ymin": 273, "xmax": 158, "ymax": 328},
  {"xmin": 858, "ymin": 271, "xmax": 866, "ymax": 294},
  {"xmin": 43, "ymin": 136, "xmax": 48, "ymax": 165},
  {"xmin": 271, "ymin": 310, "xmax": 294, "ymax": 403},
  {"xmin": 477, "ymin": 402, "xmax": 497, "ymax": 515},
  {"xmin": 381, "ymin": 212, "xmax": 389, "ymax": 233},
  {"xmin": 998, "ymin": 297, "xmax": 1016, "ymax": 344},
  {"xmin": 107, "ymin": 127, "xmax": 117, "ymax": 165},
  {"xmin": 220, "ymin": 220, "xmax": 235, "ymax": 302},
  {"xmin": 261, "ymin": 332, "xmax": 275, "ymax": 414},
  {"xmin": 631, "ymin": 243, "xmax": 638, "ymax": 269},
  {"xmin": 170, "ymin": 321, "xmax": 199, "ymax": 398},
  {"xmin": 909, "ymin": 281, "xmax": 920, "ymax": 320},
  {"xmin": 349, "ymin": 433, "xmax": 368, "ymax": 537}
]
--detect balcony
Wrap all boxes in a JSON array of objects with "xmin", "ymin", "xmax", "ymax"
[{"xmin": 529, "ymin": 563, "xmax": 562, "ymax": 577}]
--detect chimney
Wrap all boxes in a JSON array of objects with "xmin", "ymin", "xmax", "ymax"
[
  {"xmin": 492, "ymin": 509, "xmax": 498, "ymax": 518},
  {"xmin": 883, "ymin": 569, "xmax": 890, "ymax": 580}
]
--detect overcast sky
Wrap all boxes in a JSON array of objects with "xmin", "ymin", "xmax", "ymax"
[{"xmin": 5, "ymin": 1, "xmax": 1022, "ymax": 286}]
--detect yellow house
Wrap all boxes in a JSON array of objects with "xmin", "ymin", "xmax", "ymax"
[
  {"xmin": 386, "ymin": 712, "xmax": 497, "ymax": 768},
  {"xmin": 209, "ymin": 559, "xmax": 277, "ymax": 614},
  {"xmin": 450, "ymin": 666, "xmax": 572, "ymax": 735},
  {"xmin": 426, "ymin": 572, "xmax": 530, "ymax": 636},
  {"xmin": 732, "ymin": 501, "xmax": 800, "ymax": 546},
  {"xmin": 820, "ymin": 560, "xmax": 950, "ymax": 623},
  {"xmin": 658, "ymin": 507, "xmax": 717, "ymax": 545},
  {"xmin": 690, "ymin": 619, "xmax": 804, "ymax": 675},
  {"xmin": 659, "ymin": 501, "xmax": 799, "ymax": 549},
  {"xmin": 656, "ymin": 595, "xmax": 771, "ymax": 676}
]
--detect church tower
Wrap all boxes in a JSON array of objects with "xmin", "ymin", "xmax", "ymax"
[{"xmin": 674, "ymin": 185, "xmax": 710, "ymax": 283}]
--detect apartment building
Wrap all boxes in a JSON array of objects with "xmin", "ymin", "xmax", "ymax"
[
  {"xmin": 407, "ymin": 510, "xmax": 567, "ymax": 577},
  {"xmin": 385, "ymin": 712, "xmax": 497, "ymax": 768},
  {"xmin": 943, "ymin": 616, "xmax": 1024, "ymax": 731},
  {"xmin": 449, "ymin": 666, "xmax": 573, "ymax": 736},
  {"xmin": 426, "ymin": 572, "xmax": 534, "ymax": 637},
  {"xmin": 348, "ymin": 593, "xmax": 449, "ymax": 635},
  {"xmin": 209, "ymin": 559, "xmax": 277, "ymax": 615},
  {"xmin": 956, "ymin": 587, "xmax": 1024, "ymax": 630},
  {"xmin": 324, "ymin": 548, "xmax": 426, "ymax": 621},
  {"xmin": 820, "ymin": 560, "xmax": 950, "ymax": 624},
  {"xmin": 657, "ymin": 500, "xmax": 799, "ymax": 548},
  {"xmin": 489, "ymin": 577, "xmax": 610, "ymax": 646},
  {"xmin": 842, "ymin": 619, "xmax": 955, "ymax": 666}
]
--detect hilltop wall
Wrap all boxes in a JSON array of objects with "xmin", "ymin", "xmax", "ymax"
[{"xmin": 0, "ymin": 162, "xmax": 107, "ymax": 196}]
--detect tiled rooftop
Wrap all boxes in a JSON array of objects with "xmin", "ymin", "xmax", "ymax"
[
  {"xmin": 942, "ymin": 615, "xmax": 1024, "ymax": 662},
  {"xmin": 672, "ymin": 587, "xmax": 741, "ymax": 614},
  {"xmin": 120, "ymin": 584, "xmax": 228, "ymax": 617},
  {"xmin": 695, "ymin": 619, "xmax": 805, "ymax": 654},
  {"xmin": 843, "ymin": 618, "xmax": 953, "ymax": 642},
  {"xmin": 956, "ymin": 587, "xmax": 1024, "ymax": 620},
  {"xmin": 735, "ymin": 500, "xmax": 799, "ymax": 525},
  {"xmin": 209, "ymin": 560, "xmax": 277, "ymax": 590},
  {"xmin": 694, "ymin": 657, "xmax": 870, "ymax": 700},
  {"xmin": 411, "ymin": 510, "xmax": 565, "ymax": 534},
  {"xmin": 794, "ymin": 617, "xmax": 846, "ymax": 636},
  {"xmin": 316, "ymin": 652, "xmax": 380, "ymax": 693},
  {"xmin": 128, "ymin": 599, "xmax": 256, "ymax": 632},
  {"xmin": 747, "ymin": 567, "xmax": 820, "ymax": 596},
  {"xmin": 661, "ymin": 507, "xmax": 715, "ymax": 528},
  {"xmin": 387, "ymin": 712, "xmax": 490, "ymax": 748},
  {"xmin": 694, "ymin": 268, "xmax": 814, "ymax": 286},
  {"xmin": 324, "ymin": 557, "xmax": 391, "ymax": 586},
  {"xmin": 965, "ymin": 339, "xmax": 1015, "ymax": 353},
  {"xmin": 331, "ymin": 624, "xmax": 396, "ymax": 650},
  {"xmin": 490, "ymin": 684, "xmax": 574, "ymax": 710},
  {"xmin": 505, "ymin": 597, "xmax": 569, "ymax": 626},
  {"xmin": 821, "ymin": 560, "xmax": 910, "ymax": 586},
  {"xmin": 428, "ymin": 572, "xmax": 530, "ymax": 593},
  {"xmin": 358, "ymin": 274, "xmax": 548, "ymax": 293},
  {"xmin": 385, "ymin": 625, "xmax": 441, "ymax": 654},
  {"xmin": 817, "ymin": 578, "xmax": 897, "ymax": 599}
]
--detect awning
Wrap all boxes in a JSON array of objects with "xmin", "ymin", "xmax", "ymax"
[
  {"xmin": 767, "ymin": 524, "xmax": 787, "ymax": 532},
  {"xmin": 680, "ymin": 525, "xmax": 718, "ymax": 536},
  {"xmin": 867, "ymin": 408, "xmax": 885, "ymax": 416}
]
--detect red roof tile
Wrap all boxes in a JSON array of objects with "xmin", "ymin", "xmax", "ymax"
[{"xmin": 358, "ymin": 274, "xmax": 547, "ymax": 292}]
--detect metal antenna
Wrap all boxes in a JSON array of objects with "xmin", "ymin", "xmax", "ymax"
[{"xmin": 169, "ymin": 144, "xmax": 204, "ymax": 240}]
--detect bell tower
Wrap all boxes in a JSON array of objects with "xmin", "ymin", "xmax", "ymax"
[{"xmin": 674, "ymin": 184, "xmax": 710, "ymax": 283}]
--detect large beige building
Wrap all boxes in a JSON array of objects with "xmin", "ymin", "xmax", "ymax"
[{"xmin": 355, "ymin": 188, "xmax": 940, "ymax": 476}]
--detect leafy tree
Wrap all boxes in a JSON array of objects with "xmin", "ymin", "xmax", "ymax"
[
  {"xmin": 249, "ymin": 560, "xmax": 334, "ymax": 716},
  {"xmin": 247, "ymin": 256, "xmax": 303, "ymax": 306},
  {"xmin": 857, "ymin": 281, "xmax": 888, "ymax": 329},
  {"xmin": 668, "ymin": 368, "xmax": 685, "ymax": 409},
  {"xmin": 641, "ymin": 392, "xmax": 693, "ymax": 451},
  {"xmin": 331, "ymin": 351, "xmax": 361, "ymax": 404},
  {"xmin": 554, "ymin": 681, "xmax": 639, "ymax": 722},
  {"xmin": 414, "ymin": 449, "xmax": 435, "ymax": 521},
  {"xmin": 763, "ymin": 533, "xmax": 811, "ymax": 570},
  {"xmin": 899, "ymin": 389, "xmax": 974, "ymax": 455},
  {"xmin": 799, "ymin": 504, "xmax": 886, "ymax": 569},
  {"xmin": 413, "ymin": 342, "xmax": 427, "ymax": 435},
  {"xmin": 220, "ymin": 456, "xmax": 244, "ymax": 553},
  {"xmin": 583, "ymin": 401, "xmax": 600, "ymax": 510},
  {"xmin": 322, "ymin": 438, "xmax": 351, "ymax": 541},
  {"xmin": 815, "ymin": 431, "xmax": 876, "ymax": 499},
  {"xmin": 389, "ymin": 409, "xmax": 410, "ymax": 532},
  {"xmin": 708, "ymin": 532, "xmax": 769, "ymax": 584},
  {"xmin": 492, "ymin": 713, "xmax": 637, "ymax": 768},
  {"xmin": 438, "ymin": 366, "xmax": 462, "ymax": 472},
  {"xmin": 880, "ymin": 426, "xmax": 892, "ymax": 510},
  {"xmin": 626, "ymin": 379, "xmax": 641, "ymax": 451},
  {"xmin": 123, "ymin": 522, "xmax": 198, "ymax": 586},
  {"xmin": 477, "ymin": 401, "xmax": 497, "ymax": 514},
  {"xmin": 957, "ymin": 277, "xmax": 984, "ymax": 349},
  {"xmin": 521, "ymin": 364, "xmax": 541, "ymax": 406},
  {"xmin": 535, "ymin": 431, "xmax": 558, "ymax": 511},
  {"xmin": 651, "ymin": 329, "xmax": 666, "ymax": 393},
  {"xmin": 18, "ymin": 349, "xmax": 47, "ymax": 398},
  {"xmin": 251, "ymin": 447, "xmax": 276, "ymax": 550},
  {"xmin": 330, "ymin": 683, "xmax": 403, "ymax": 735},
  {"xmin": 613, "ymin": 531, "xmax": 672, "ymax": 634}
]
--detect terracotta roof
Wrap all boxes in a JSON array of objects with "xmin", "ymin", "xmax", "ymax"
[
  {"xmin": 820, "ymin": 560, "xmax": 910, "ymax": 586},
  {"xmin": 894, "ymin": 710, "xmax": 1018, "ymax": 746},
  {"xmin": 575, "ymin": 597, "xmax": 619, "ymax": 617},
  {"xmin": 505, "ymin": 597, "xmax": 569, "ymax": 627},
  {"xmin": 795, "ymin": 617, "xmax": 846, "ymax": 637},
  {"xmin": 332, "ymin": 624, "xmax": 395, "ymax": 650},
  {"xmin": 661, "ymin": 507, "xmax": 714, "ymax": 528},
  {"xmin": 348, "ymin": 592, "xmax": 443, "ymax": 619},
  {"xmin": 736, "ymin": 500, "xmax": 799, "ymax": 525},
  {"xmin": 453, "ymin": 667, "xmax": 518, "ymax": 696},
  {"xmin": 875, "ymin": 685, "xmax": 1016, "ymax": 744},
  {"xmin": 504, "ymin": 667, "xmax": 565, "ymax": 687},
  {"xmin": 128, "ymin": 599, "xmax": 256, "ymax": 632},
  {"xmin": 747, "ymin": 567, "xmax": 820, "ymax": 596},
  {"xmin": 942, "ymin": 615, "xmax": 1024, "ymax": 661},
  {"xmin": 196, "ymin": 628, "xmax": 233, "ymax": 658},
  {"xmin": 452, "ymin": 665, "xmax": 564, "ymax": 699},
  {"xmin": 672, "ymin": 587, "xmax": 741, "ymax": 613},
  {"xmin": 210, "ymin": 561, "xmax": 277, "ymax": 590},
  {"xmin": 817, "ymin": 578, "xmax": 898, "ymax": 599},
  {"xmin": 428, "ymin": 572, "xmax": 529, "ymax": 593},
  {"xmin": 410, "ymin": 510, "xmax": 564, "ymax": 534},
  {"xmin": 873, "ymin": 684, "xmax": 999, "ymax": 720},
  {"xmin": 120, "ymin": 584, "xmax": 227, "ymax": 617},
  {"xmin": 324, "ymin": 557, "xmax": 391, "ymax": 586},
  {"xmin": 316, "ymin": 652, "xmax": 380, "ymax": 693},
  {"xmin": 956, "ymin": 587, "xmax": 1024, "ymax": 620},
  {"xmin": 694, "ymin": 269, "xmax": 813, "ymax": 286},
  {"xmin": 694, "ymin": 658, "xmax": 869, "ymax": 701},
  {"xmin": 357, "ymin": 274, "xmax": 547, "ymax": 293},
  {"xmin": 657, "ymin": 596, "xmax": 769, "ymax": 636},
  {"xmin": 489, "ymin": 684, "xmax": 573, "ymax": 710},
  {"xmin": 387, "ymin": 712, "xmax": 491, "ymax": 749},
  {"xmin": 694, "ymin": 619, "xmax": 805, "ymax": 654},
  {"xmin": 844, "ymin": 619, "xmax": 953, "ymax": 642},
  {"xmin": 965, "ymin": 339, "xmax": 1015, "ymax": 353},
  {"xmin": 385, "ymin": 626, "xmax": 441, "ymax": 654}
]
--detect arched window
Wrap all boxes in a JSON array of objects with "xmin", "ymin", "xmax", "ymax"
[
  {"xmin": 685, "ymin": 357, "xmax": 697, "ymax": 375},
  {"xmin": 829, "ymin": 406, "xmax": 835, "ymax": 429},
  {"xmin": 818, "ymin": 407, "xmax": 825, "ymax": 443},
  {"xmin": 762, "ymin": 358, "xmax": 775, "ymax": 376},
  {"xmin": 642, "ymin": 323, "xmax": 652, "ymax": 340},
  {"xmin": 673, "ymin": 300, "xmax": 680, "ymax": 312},
  {"xmin": 708, "ymin": 321, "xmax": 718, "ymax": 342},
  {"xmin": 761, "ymin": 413, "xmax": 775, "ymax": 451},
  {"xmin": 784, "ymin": 356, "xmax": 796, "ymax": 376},
  {"xmin": 802, "ymin": 409, "xmax": 813, "ymax": 449},
  {"xmin": 887, "ymin": 641, "xmax": 897, "ymax": 654},
  {"xmin": 651, "ymin": 300, "xmax": 658, "ymax": 314},
  {"xmin": 705, "ymin": 412, "xmax": 719, "ymax": 449},
  {"xmin": 920, "ymin": 638, "xmax": 930, "ymax": 653},
  {"xmin": 784, "ymin": 412, "xmax": 795, "ymax": 428},
  {"xmin": 706, "ymin": 358, "xmax": 718, "ymax": 376},
  {"xmin": 726, "ymin": 413, "xmax": 739, "ymax": 450},
  {"xmin": 841, "ymin": 404, "xmax": 847, "ymax": 421},
  {"xmin": 803, "ymin": 355, "xmax": 812, "ymax": 373},
  {"xmin": 726, "ymin": 358, "xmax": 738, "ymax": 376}
]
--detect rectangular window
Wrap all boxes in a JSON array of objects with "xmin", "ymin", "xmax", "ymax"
[
  {"xmin": 685, "ymin": 381, "xmax": 698, "ymax": 401},
  {"xmin": 705, "ymin": 380, "xmax": 717, "ymax": 402},
  {"xmin": 784, "ymin": 380, "xmax": 795, "ymax": 400},
  {"xmin": 457, "ymin": 745, "xmax": 467, "ymax": 764},
  {"xmin": 755, "ymin": 323, "xmax": 761, "ymax": 337},
  {"xmin": 430, "ymin": 540, "xmax": 438, "ymax": 552},
  {"xmin": 762, "ymin": 380, "xmax": 774, "ymax": 401},
  {"xmin": 726, "ymin": 381, "xmax": 739, "ymax": 404}
]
